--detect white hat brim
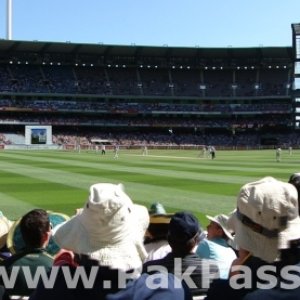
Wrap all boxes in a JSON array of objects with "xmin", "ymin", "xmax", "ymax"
[
  {"xmin": 206, "ymin": 215, "xmax": 234, "ymax": 240},
  {"xmin": 53, "ymin": 204, "xmax": 148, "ymax": 271}
]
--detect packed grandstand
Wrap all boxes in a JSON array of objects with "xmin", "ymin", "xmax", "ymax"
[{"xmin": 0, "ymin": 27, "xmax": 299, "ymax": 149}]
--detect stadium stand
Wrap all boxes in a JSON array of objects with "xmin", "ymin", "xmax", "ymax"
[{"xmin": 0, "ymin": 40, "xmax": 296, "ymax": 148}]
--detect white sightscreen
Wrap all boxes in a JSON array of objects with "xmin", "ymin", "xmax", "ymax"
[{"xmin": 25, "ymin": 126, "xmax": 52, "ymax": 145}]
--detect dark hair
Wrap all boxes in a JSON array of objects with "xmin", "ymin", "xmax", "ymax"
[
  {"xmin": 214, "ymin": 222, "xmax": 229, "ymax": 240},
  {"xmin": 20, "ymin": 209, "xmax": 50, "ymax": 248},
  {"xmin": 167, "ymin": 212, "xmax": 201, "ymax": 256},
  {"xmin": 278, "ymin": 239, "xmax": 300, "ymax": 269},
  {"xmin": 288, "ymin": 173, "xmax": 300, "ymax": 215},
  {"xmin": 146, "ymin": 223, "xmax": 169, "ymax": 241},
  {"xmin": 168, "ymin": 232, "xmax": 200, "ymax": 257}
]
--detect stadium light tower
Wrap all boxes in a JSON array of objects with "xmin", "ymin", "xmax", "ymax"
[{"xmin": 6, "ymin": 0, "xmax": 13, "ymax": 40}]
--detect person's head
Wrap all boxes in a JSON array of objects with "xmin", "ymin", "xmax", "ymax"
[
  {"xmin": 167, "ymin": 212, "xmax": 201, "ymax": 257},
  {"xmin": 289, "ymin": 172, "xmax": 300, "ymax": 209},
  {"xmin": 53, "ymin": 183, "xmax": 149, "ymax": 272},
  {"xmin": 234, "ymin": 176, "xmax": 300, "ymax": 263},
  {"xmin": 206, "ymin": 214, "xmax": 233, "ymax": 241},
  {"xmin": 145, "ymin": 202, "xmax": 173, "ymax": 242},
  {"xmin": 20, "ymin": 209, "xmax": 51, "ymax": 249}
]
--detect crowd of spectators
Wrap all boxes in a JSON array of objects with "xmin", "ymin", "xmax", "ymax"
[
  {"xmin": 0, "ymin": 61, "xmax": 294, "ymax": 149},
  {"xmin": 0, "ymin": 99, "xmax": 291, "ymax": 114},
  {"xmin": 0, "ymin": 115, "xmax": 291, "ymax": 130},
  {"xmin": 1, "ymin": 176, "xmax": 300, "ymax": 299},
  {"xmin": 0, "ymin": 63, "xmax": 291, "ymax": 97},
  {"xmin": 1, "ymin": 131, "xmax": 298, "ymax": 149}
]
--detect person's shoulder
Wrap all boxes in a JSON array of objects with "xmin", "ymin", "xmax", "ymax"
[
  {"xmin": 16, "ymin": 250, "xmax": 53, "ymax": 268},
  {"xmin": 106, "ymin": 273, "xmax": 191, "ymax": 300},
  {"xmin": 199, "ymin": 238, "xmax": 211, "ymax": 246},
  {"xmin": 184, "ymin": 253, "xmax": 219, "ymax": 272},
  {"xmin": 144, "ymin": 241, "xmax": 171, "ymax": 262},
  {"xmin": 142, "ymin": 253, "xmax": 172, "ymax": 273},
  {"xmin": 243, "ymin": 287, "xmax": 295, "ymax": 300},
  {"xmin": 36, "ymin": 250, "xmax": 54, "ymax": 264},
  {"xmin": 143, "ymin": 256, "xmax": 167, "ymax": 268},
  {"xmin": 211, "ymin": 238, "xmax": 234, "ymax": 250},
  {"xmin": 0, "ymin": 253, "xmax": 15, "ymax": 267},
  {"xmin": 182, "ymin": 253, "xmax": 212, "ymax": 268},
  {"xmin": 1, "ymin": 250, "xmax": 45, "ymax": 268},
  {"xmin": 197, "ymin": 239, "xmax": 211, "ymax": 252}
]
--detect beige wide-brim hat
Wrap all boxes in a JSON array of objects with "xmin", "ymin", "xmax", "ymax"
[
  {"xmin": 0, "ymin": 214, "xmax": 13, "ymax": 250},
  {"xmin": 206, "ymin": 214, "xmax": 234, "ymax": 240},
  {"xmin": 234, "ymin": 177, "xmax": 300, "ymax": 263},
  {"xmin": 53, "ymin": 183, "xmax": 149, "ymax": 271}
]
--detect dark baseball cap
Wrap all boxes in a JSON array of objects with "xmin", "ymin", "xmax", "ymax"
[{"xmin": 168, "ymin": 212, "xmax": 201, "ymax": 242}]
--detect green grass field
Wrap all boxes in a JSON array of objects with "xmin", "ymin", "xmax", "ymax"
[{"xmin": 0, "ymin": 148, "xmax": 298, "ymax": 226}]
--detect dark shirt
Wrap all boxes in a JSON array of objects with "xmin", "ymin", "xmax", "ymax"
[
  {"xmin": 243, "ymin": 261, "xmax": 300, "ymax": 300},
  {"xmin": 244, "ymin": 286, "xmax": 300, "ymax": 300},
  {"xmin": 29, "ymin": 265, "xmax": 123, "ymax": 300},
  {"xmin": 142, "ymin": 252, "xmax": 219, "ymax": 296},
  {"xmin": 0, "ymin": 248, "xmax": 53, "ymax": 297},
  {"xmin": 106, "ymin": 273, "xmax": 192, "ymax": 300},
  {"xmin": 29, "ymin": 265, "xmax": 192, "ymax": 300},
  {"xmin": 204, "ymin": 255, "xmax": 270, "ymax": 300}
]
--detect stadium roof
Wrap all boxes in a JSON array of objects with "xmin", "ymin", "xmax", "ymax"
[
  {"xmin": 292, "ymin": 23, "xmax": 300, "ymax": 35},
  {"xmin": 0, "ymin": 39, "xmax": 293, "ymax": 60}
]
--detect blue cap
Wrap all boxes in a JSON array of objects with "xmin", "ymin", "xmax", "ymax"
[{"xmin": 168, "ymin": 212, "xmax": 200, "ymax": 242}]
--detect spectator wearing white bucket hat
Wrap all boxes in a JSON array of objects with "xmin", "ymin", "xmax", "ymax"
[
  {"xmin": 196, "ymin": 213, "xmax": 237, "ymax": 279},
  {"xmin": 52, "ymin": 183, "xmax": 149, "ymax": 272},
  {"xmin": 234, "ymin": 177, "xmax": 300, "ymax": 263},
  {"xmin": 241, "ymin": 176, "xmax": 300, "ymax": 300},
  {"xmin": 205, "ymin": 176, "xmax": 300, "ymax": 300},
  {"xmin": 29, "ymin": 183, "xmax": 191, "ymax": 300}
]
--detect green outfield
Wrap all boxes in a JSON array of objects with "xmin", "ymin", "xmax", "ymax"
[{"xmin": 0, "ymin": 148, "xmax": 298, "ymax": 226}]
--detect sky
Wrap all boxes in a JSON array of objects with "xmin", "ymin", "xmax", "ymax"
[{"xmin": 0, "ymin": 0, "xmax": 300, "ymax": 48}]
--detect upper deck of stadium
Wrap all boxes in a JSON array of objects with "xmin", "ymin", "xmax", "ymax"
[{"xmin": 0, "ymin": 39, "xmax": 293, "ymax": 67}]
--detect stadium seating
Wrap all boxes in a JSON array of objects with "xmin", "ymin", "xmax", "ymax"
[{"xmin": 0, "ymin": 41, "xmax": 294, "ymax": 148}]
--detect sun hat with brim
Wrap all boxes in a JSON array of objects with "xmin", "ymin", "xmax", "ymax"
[
  {"xmin": 53, "ymin": 183, "xmax": 149, "ymax": 272},
  {"xmin": 149, "ymin": 214, "xmax": 174, "ymax": 224},
  {"xmin": 206, "ymin": 214, "xmax": 234, "ymax": 240},
  {"xmin": 234, "ymin": 176, "xmax": 300, "ymax": 263},
  {"xmin": 0, "ymin": 213, "xmax": 13, "ymax": 250},
  {"xmin": 7, "ymin": 211, "xmax": 69, "ymax": 256},
  {"xmin": 145, "ymin": 214, "xmax": 174, "ymax": 239}
]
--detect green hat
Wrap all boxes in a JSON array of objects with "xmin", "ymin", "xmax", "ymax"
[{"xmin": 149, "ymin": 202, "xmax": 166, "ymax": 215}]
